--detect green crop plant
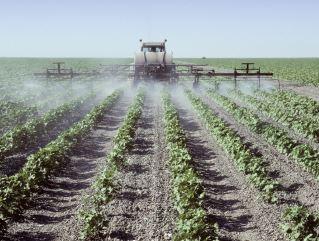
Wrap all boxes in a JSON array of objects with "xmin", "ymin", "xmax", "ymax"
[
  {"xmin": 0, "ymin": 93, "xmax": 96, "ymax": 161},
  {"xmin": 256, "ymin": 89, "xmax": 319, "ymax": 117},
  {"xmin": 0, "ymin": 100, "xmax": 38, "ymax": 134},
  {"xmin": 207, "ymin": 89, "xmax": 319, "ymax": 179},
  {"xmin": 0, "ymin": 90, "xmax": 122, "ymax": 233},
  {"xmin": 280, "ymin": 205, "xmax": 319, "ymax": 241},
  {"xmin": 185, "ymin": 89, "xmax": 278, "ymax": 203},
  {"xmin": 79, "ymin": 90, "xmax": 145, "ymax": 240},
  {"xmin": 162, "ymin": 91, "xmax": 219, "ymax": 241},
  {"xmin": 232, "ymin": 90, "xmax": 319, "ymax": 143}
]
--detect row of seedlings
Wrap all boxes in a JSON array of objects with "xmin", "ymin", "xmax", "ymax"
[
  {"xmin": 79, "ymin": 90, "xmax": 145, "ymax": 240},
  {"xmin": 185, "ymin": 89, "xmax": 278, "ymax": 203},
  {"xmin": 162, "ymin": 91, "xmax": 219, "ymax": 241},
  {"xmin": 231, "ymin": 90, "xmax": 319, "ymax": 142},
  {"xmin": 257, "ymin": 89, "xmax": 319, "ymax": 117},
  {"xmin": 0, "ymin": 87, "xmax": 83, "ymax": 130},
  {"xmin": 212, "ymin": 89, "xmax": 319, "ymax": 240},
  {"xmin": 0, "ymin": 90, "xmax": 122, "ymax": 233},
  {"xmin": 0, "ymin": 101, "xmax": 37, "ymax": 134},
  {"xmin": 206, "ymin": 89, "xmax": 319, "ymax": 240},
  {"xmin": 206, "ymin": 89, "xmax": 319, "ymax": 179},
  {"xmin": 280, "ymin": 205, "xmax": 319, "ymax": 241},
  {"xmin": 0, "ymin": 93, "xmax": 95, "ymax": 161}
]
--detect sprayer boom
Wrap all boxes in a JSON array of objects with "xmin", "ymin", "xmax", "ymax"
[{"xmin": 33, "ymin": 40, "xmax": 274, "ymax": 88}]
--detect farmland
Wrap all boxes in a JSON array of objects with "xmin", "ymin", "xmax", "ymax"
[
  {"xmin": 181, "ymin": 58, "xmax": 319, "ymax": 86},
  {"xmin": 0, "ymin": 57, "xmax": 319, "ymax": 241}
]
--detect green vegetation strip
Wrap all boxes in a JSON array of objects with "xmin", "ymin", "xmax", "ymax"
[
  {"xmin": 79, "ymin": 90, "xmax": 145, "ymax": 240},
  {"xmin": 280, "ymin": 205, "xmax": 319, "ymax": 241},
  {"xmin": 185, "ymin": 89, "xmax": 278, "ymax": 203},
  {"xmin": 207, "ymin": 90, "xmax": 319, "ymax": 179},
  {"xmin": 0, "ymin": 93, "xmax": 95, "ymax": 161},
  {"xmin": 231, "ymin": 90, "xmax": 319, "ymax": 142},
  {"xmin": 257, "ymin": 89, "xmax": 319, "ymax": 119},
  {"xmin": 0, "ymin": 100, "xmax": 38, "ymax": 133},
  {"xmin": 0, "ymin": 90, "xmax": 121, "ymax": 233},
  {"xmin": 162, "ymin": 91, "xmax": 219, "ymax": 241}
]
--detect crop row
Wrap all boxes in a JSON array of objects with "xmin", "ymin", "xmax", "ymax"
[
  {"xmin": 257, "ymin": 89, "xmax": 319, "ymax": 119},
  {"xmin": 0, "ymin": 100, "xmax": 36, "ymax": 115},
  {"xmin": 0, "ymin": 100, "xmax": 38, "ymax": 134},
  {"xmin": 232, "ymin": 90, "xmax": 319, "ymax": 142},
  {"xmin": 79, "ymin": 90, "xmax": 145, "ymax": 240},
  {"xmin": 0, "ymin": 90, "xmax": 122, "ymax": 233},
  {"xmin": 280, "ymin": 205, "xmax": 319, "ymax": 241},
  {"xmin": 207, "ymin": 89, "xmax": 319, "ymax": 179},
  {"xmin": 0, "ymin": 93, "xmax": 96, "ymax": 162},
  {"xmin": 185, "ymin": 90, "xmax": 278, "ymax": 203},
  {"xmin": 162, "ymin": 91, "xmax": 219, "ymax": 241}
]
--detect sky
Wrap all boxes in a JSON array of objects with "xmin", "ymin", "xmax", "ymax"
[{"xmin": 0, "ymin": 0, "xmax": 318, "ymax": 58}]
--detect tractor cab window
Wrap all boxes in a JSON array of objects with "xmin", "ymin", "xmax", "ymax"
[{"xmin": 142, "ymin": 46, "xmax": 163, "ymax": 52}]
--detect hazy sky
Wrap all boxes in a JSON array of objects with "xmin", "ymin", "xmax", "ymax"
[{"xmin": 0, "ymin": 0, "xmax": 318, "ymax": 58}]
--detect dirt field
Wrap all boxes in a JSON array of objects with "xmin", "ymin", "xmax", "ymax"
[{"xmin": 1, "ymin": 82, "xmax": 319, "ymax": 241}]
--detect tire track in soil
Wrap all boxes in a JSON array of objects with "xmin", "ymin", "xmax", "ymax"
[
  {"xmin": 3, "ymin": 93, "xmax": 133, "ymax": 241},
  {"xmin": 173, "ymin": 94, "xmax": 285, "ymax": 241},
  {"xmin": 104, "ymin": 95, "xmax": 175, "ymax": 241},
  {"xmin": 198, "ymin": 91, "xmax": 319, "ymax": 211}
]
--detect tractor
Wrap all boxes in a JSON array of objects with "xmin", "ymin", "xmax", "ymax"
[
  {"xmin": 132, "ymin": 39, "xmax": 178, "ymax": 83},
  {"xmin": 34, "ymin": 39, "xmax": 274, "ymax": 88}
]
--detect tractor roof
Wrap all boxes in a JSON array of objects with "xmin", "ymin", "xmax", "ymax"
[{"xmin": 142, "ymin": 42, "xmax": 165, "ymax": 47}]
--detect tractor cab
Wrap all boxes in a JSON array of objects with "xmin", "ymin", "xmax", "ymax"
[
  {"xmin": 140, "ymin": 40, "xmax": 166, "ymax": 53},
  {"xmin": 133, "ymin": 39, "xmax": 175, "ymax": 82}
]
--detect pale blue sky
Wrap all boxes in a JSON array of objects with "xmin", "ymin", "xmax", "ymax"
[{"xmin": 0, "ymin": 0, "xmax": 318, "ymax": 57}]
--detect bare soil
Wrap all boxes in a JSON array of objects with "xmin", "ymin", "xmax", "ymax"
[
  {"xmin": 102, "ymin": 94, "xmax": 175, "ymax": 241},
  {"xmin": 3, "ymin": 94, "xmax": 132, "ymax": 241}
]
